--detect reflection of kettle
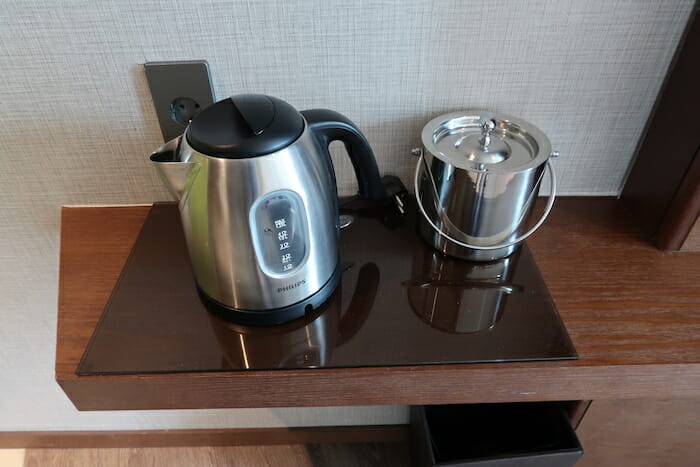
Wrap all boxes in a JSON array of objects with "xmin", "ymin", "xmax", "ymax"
[
  {"xmin": 209, "ymin": 263, "xmax": 379, "ymax": 369},
  {"xmin": 150, "ymin": 94, "xmax": 386, "ymax": 325},
  {"xmin": 407, "ymin": 242, "xmax": 521, "ymax": 334}
]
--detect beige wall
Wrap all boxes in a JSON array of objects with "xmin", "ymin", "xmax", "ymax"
[{"xmin": 0, "ymin": 0, "xmax": 693, "ymax": 430}]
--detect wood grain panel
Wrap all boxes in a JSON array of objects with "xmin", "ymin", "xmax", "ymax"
[
  {"xmin": 56, "ymin": 206, "xmax": 151, "ymax": 379},
  {"xmin": 56, "ymin": 199, "xmax": 700, "ymax": 410},
  {"xmin": 306, "ymin": 442, "xmax": 410, "ymax": 467},
  {"xmin": 576, "ymin": 399, "xmax": 700, "ymax": 466},
  {"xmin": 23, "ymin": 446, "xmax": 314, "ymax": 467},
  {"xmin": 23, "ymin": 443, "xmax": 410, "ymax": 467},
  {"xmin": 56, "ymin": 364, "xmax": 700, "ymax": 410},
  {"xmin": 0, "ymin": 426, "xmax": 407, "ymax": 449}
]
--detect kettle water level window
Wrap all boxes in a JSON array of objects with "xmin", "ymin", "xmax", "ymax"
[{"xmin": 249, "ymin": 190, "xmax": 309, "ymax": 277}]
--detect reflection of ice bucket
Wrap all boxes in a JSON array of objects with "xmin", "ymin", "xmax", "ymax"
[
  {"xmin": 407, "ymin": 243, "xmax": 521, "ymax": 333},
  {"xmin": 209, "ymin": 263, "xmax": 378, "ymax": 369}
]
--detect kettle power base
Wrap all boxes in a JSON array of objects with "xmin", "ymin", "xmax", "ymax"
[
  {"xmin": 197, "ymin": 264, "xmax": 342, "ymax": 327},
  {"xmin": 77, "ymin": 200, "xmax": 576, "ymax": 376}
]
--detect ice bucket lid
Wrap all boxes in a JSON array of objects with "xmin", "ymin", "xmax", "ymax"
[{"xmin": 421, "ymin": 111, "xmax": 552, "ymax": 173}]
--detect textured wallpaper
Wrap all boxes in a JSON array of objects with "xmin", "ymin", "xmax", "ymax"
[{"xmin": 0, "ymin": 0, "xmax": 693, "ymax": 430}]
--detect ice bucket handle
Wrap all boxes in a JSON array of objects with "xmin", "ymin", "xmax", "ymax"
[{"xmin": 413, "ymin": 154, "xmax": 557, "ymax": 251}]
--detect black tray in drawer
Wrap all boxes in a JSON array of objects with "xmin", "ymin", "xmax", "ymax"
[{"xmin": 410, "ymin": 402, "xmax": 584, "ymax": 466}]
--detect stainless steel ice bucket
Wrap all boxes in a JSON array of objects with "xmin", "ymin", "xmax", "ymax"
[{"xmin": 414, "ymin": 111, "xmax": 557, "ymax": 261}]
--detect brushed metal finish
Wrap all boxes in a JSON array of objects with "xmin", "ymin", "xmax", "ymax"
[
  {"xmin": 149, "ymin": 137, "xmax": 198, "ymax": 200},
  {"xmin": 415, "ymin": 156, "xmax": 557, "ymax": 260},
  {"xmin": 421, "ymin": 111, "xmax": 551, "ymax": 173},
  {"xmin": 152, "ymin": 124, "xmax": 339, "ymax": 311},
  {"xmin": 417, "ymin": 152, "xmax": 541, "ymax": 261},
  {"xmin": 416, "ymin": 111, "xmax": 554, "ymax": 261}
]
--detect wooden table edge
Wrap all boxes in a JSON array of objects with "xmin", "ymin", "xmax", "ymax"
[
  {"xmin": 55, "ymin": 200, "xmax": 700, "ymax": 411},
  {"xmin": 55, "ymin": 362, "xmax": 700, "ymax": 410}
]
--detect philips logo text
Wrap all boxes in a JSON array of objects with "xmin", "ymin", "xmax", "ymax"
[{"xmin": 277, "ymin": 280, "xmax": 306, "ymax": 293}]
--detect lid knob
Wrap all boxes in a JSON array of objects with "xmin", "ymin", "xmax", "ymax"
[
  {"xmin": 479, "ymin": 119, "xmax": 497, "ymax": 149},
  {"xmin": 452, "ymin": 117, "xmax": 510, "ymax": 167}
]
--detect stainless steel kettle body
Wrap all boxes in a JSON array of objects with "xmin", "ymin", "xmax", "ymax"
[{"xmin": 150, "ymin": 95, "xmax": 384, "ymax": 325}]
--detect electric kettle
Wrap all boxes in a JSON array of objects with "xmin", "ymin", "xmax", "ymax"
[{"xmin": 150, "ymin": 94, "xmax": 385, "ymax": 325}]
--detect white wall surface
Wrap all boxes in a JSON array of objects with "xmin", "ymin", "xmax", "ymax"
[{"xmin": 0, "ymin": 0, "xmax": 693, "ymax": 431}]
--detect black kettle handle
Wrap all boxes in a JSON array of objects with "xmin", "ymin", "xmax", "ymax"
[{"xmin": 301, "ymin": 109, "xmax": 386, "ymax": 201}]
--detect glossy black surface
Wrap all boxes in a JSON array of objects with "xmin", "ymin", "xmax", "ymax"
[
  {"xmin": 78, "ymin": 201, "xmax": 576, "ymax": 375},
  {"xmin": 186, "ymin": 95, "xmax": 304, "ymax": 158}
]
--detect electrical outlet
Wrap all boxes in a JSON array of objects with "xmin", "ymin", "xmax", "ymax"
[{"xmin": 144, "ymin": 60, "xmax": 215, "ymax": 142}]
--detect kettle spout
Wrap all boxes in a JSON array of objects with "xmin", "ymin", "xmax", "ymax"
[{"xmin": 150, "ymin": 137, "xmax": 199, "ymax": 200}]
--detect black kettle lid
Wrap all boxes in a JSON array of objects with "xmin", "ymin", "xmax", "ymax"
[{"xmin": 185, "ymin": 94, "xmax": 305, "ymax": 158}]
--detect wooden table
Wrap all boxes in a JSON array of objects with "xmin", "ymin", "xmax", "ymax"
[{"xmin": 56, "ymin": 198, "xmax": 700, "ymax": 411}]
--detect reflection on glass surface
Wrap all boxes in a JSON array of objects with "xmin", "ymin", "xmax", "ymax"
[
  {"xmin": 407, "ymin": 243, "xmax": 521, "ymax": 334},
  {"xmin": 208, "ymin": 263, "xmax": 379, "ymax": 369},
  {"xmin": 77, "ymin": 202, "xmax": 577, "ymax": 376}
]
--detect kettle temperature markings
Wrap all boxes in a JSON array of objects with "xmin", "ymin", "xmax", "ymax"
[
  {"xmin": 275, "ymin": 218, "xmax": 292, "ymax": 264},
  {"xmin": 249, "ymin": 190, "xmax": 309, "ymax": 277}
]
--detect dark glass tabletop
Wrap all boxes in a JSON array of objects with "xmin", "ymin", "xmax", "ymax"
[{"xmin": 78, "ymin": 201, "xmax": 576, "ymax": 375}]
